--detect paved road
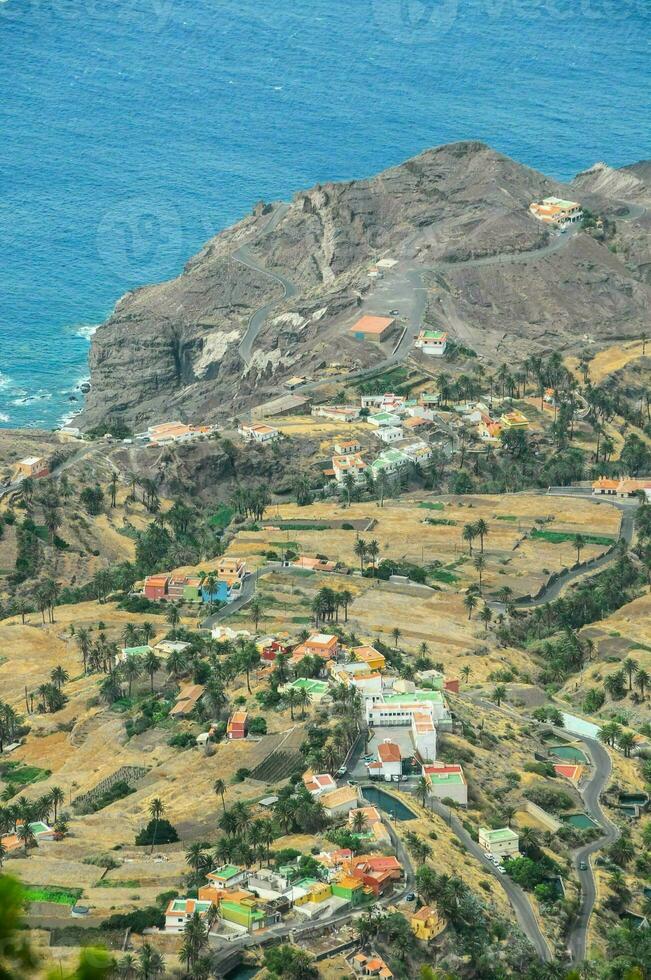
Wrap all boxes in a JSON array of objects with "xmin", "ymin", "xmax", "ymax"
[
  {"xmin": 425, "ymin": 796, "xmax": 551, "ymax": 961},
  {"xmin": 199, "ymin": 570, "xmax": 257, "ymax": 629},
  {"xmin": 236, "ymin": 203, "xmax": 295, "ymax": 365},
  {"xmin": 567, "ymin": 735, "xmax": 620, "ymax": 962}
]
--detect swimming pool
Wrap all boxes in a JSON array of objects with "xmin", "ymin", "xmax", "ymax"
[{"xmin": 561, "ymin": 714, "xmax": 601, "ymax": 739}]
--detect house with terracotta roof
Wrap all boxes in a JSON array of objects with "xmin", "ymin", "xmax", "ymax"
[
  {"xmin": 334, "ymin": 439, "xmax": 362, "ymax": 456},
  {"xmin": 227, "ymin": 710, "xmax": 248, "ymax": 739},
  {"xmin": 352, "ymin": 645, "xmax": 386, "ymax": 672},
  {"xmin": 349, "ymin": 855, "xmax": 403, "ymax": 897},
  {"xmin": 169, "ymin": 684, "xmax": 205, "ymax": 718},
  {"xmin": 238, "ymin": 422, "xmax": 279, "ymax": 444},
  {"xmin": 165, "ymin": 898, "xmax": 214, "ymax": 933},
  {"xmin": 529, "ymin": 197, "xmax": 583, "ymax": 226},
  {"xmin": 499, "ymin": 410, "xmax": 529, "ymax": 431},
  {"xmin": 478, "ymin": 415, "xmax": 502, "ymax": 442},
  {"xmin": 14, "ymin": 456, "xmax": 50, "ymax": 479},
  {"xmin": 412, "ymin": 712, "xmax": 437, "ymax": 762},
  {"xmin": 403, "ymin": 415, "xmax": 432, "ymax": 432},
  {"xmin": 368, "ymin": 740, "xmax": 402, "ymax": 780},
  {"xmin": 296, "ymin": 633, "xmax": 339, "ymax": 660},
  {"xmin": 349, "ymin": 315, "xmax": 396, "ymax": 344},
  {"xmin": 592, "ymin": 476, "xmax": 619, "ymax": 495},
  {"xmin": 422, "ymin": 763, "xmax": 468, "ymax": 805},
  {"xmin": 351, "ymin": 952, "xmax": 393, "ymax": 979},
  {"xmin": 143, "ymin": 574, "xmax": 170, "ymax": 600},
  {"xmin": 347, "ymin": 806, "xmax": 390, "ymax": 844},
  {"xmin": 332, "ymin": 452, "xmax": 368, "ymax": 484},
  {"xmin": 292, "ymin": 556, "xmax": 338, "ymax": 573},
  {"xmin": 320, "ymin": 785, "xmax": 360, "ymax": 819},
  {"xmin": 303, "ymin": 772, "xmax": 337, "ymax": 797}
]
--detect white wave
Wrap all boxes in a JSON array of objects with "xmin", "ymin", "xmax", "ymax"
[
  {"xmin": 0, "ymin": 412, "xmax": 10, "ymax": 423},
  {"xmin": 74, "ymin": 323, "xmax": 100, "ymax": 341},
  {"xmin": 11, "ymin": 391, "xmax": 52, "ymax": 406}
]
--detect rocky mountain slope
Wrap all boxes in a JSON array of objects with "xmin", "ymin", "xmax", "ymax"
[{"xmin": 79, "ymin": 142, "xmax": 651, "ymax": 430}]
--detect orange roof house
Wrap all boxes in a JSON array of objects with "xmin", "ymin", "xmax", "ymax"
[
  {"xmin": 352, "ymin": 645, "xmax": 386, "ymax": 672},
  {"xmin": 349, "ymin": 315, "xmax": 396, "ymax": 343},
  {"xmin": 170, "ymin": 684, "xmax": 205, "ymax": 718},
  {"xmin": 227, "ymin": 711, "xmax": 248, "ymax": 739},
  {"xmin": 592, "ymin": 476, "xmax": 619, "ymax": 494},
  {"xmin": 377, "ymin": 741, "xmax": 401, "ymax": 764}
]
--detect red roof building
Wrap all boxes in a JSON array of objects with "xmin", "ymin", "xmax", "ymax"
[{"xmin": 227, "ymin": 711, "xmax": 248, "ymax": 740}]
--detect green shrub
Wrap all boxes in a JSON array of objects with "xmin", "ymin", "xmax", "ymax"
[
  {"xmin": 101, "ymin": 907, "xmax": 164, "ymax": 933},
  {"xmin": 134, "ymin": 819, "xmax": 179, "ymax": 847}
]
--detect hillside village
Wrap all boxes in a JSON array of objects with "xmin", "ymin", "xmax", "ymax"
[{"xmin": 0, "ymin": 322, "xmax": 650, "ymax": 977}]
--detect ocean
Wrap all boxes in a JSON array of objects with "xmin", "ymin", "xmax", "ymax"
[{"xmin": 0, "ymin": 0, "xmax": 649, "ymax": 429}]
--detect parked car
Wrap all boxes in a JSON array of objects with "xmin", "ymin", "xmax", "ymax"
[
  {"xmin": 389, "ymin": 309, "xmax": 399, "ymax": 316},
  {"xmin": 336, "ymin": 767, "xmax": 347, "ymax": 777},
  {"xmin": 579, "ymin": 860, "xmax": 588, "ymax": 871},
  {"xmin": 497, "ymin": 865, "xmax": 506, "ymax": 874}
]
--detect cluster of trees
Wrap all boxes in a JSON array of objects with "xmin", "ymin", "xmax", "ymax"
[
  {"xmin": 299, "ymin": 684, "xmax": 361, "ymax": 774},
  {"xmin": 311, "ymin": 585, "xmax": 353, "ymax": 625},
  {"xmin": 0, "ymin": 701, "xmax": 23, "ymax": 752},
  {"xmin": 231, "ymin": 485, "xmax": 271, "ymax": 522},
  {"xmin": 0, "ymin": 786, "xmax": 66, "ymax": 861}
]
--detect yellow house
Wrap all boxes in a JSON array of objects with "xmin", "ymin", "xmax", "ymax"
[
  {"xmin": 352, "ymin": 645, "xmax": 386, "ymax": 672},
  {"xmin": 499, "ymin": 410, "xmax": 529, "ymax": 432},
  {"xmin": 410, "ymin": 905, "xmax": 445, "ymax": 941},
  {"xmin": 307, "ymin": 881, "xmax": 332, "ymax": 903}
]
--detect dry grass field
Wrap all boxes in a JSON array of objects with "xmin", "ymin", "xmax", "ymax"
[{"xmin": 566, "ymin": 339, "xmax": 647, "ymax": 385}]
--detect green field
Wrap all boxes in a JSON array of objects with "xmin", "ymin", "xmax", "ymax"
[
  {"xmin": 495, "ymin": 515, "xmax": 518, "ymax": 522},
  {"xmin": 24, "ymin": 885, "xmax": 83, "ymax": 906},
  {"xmin": 0, "ymin": 762, "xmax": 51, "ymax": 788},
  {"xmin": 419, "ymin": 501, "xmax": 445, "ymax": 511},
  {"xmin": 430, "ymin": 569, "xmax": 459, "ymax": 584},
  {"xmin": 530, "ymin": 529, "xmax": 616, "ymax": 547},
  {"xmin": 209, "ymin": 504, "xmax": 234, "ymax": 529}
]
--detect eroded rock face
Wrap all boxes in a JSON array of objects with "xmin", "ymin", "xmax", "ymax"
[{"xmin": 80, "ymin": 141, "xmax": 651, "ymax": 429}]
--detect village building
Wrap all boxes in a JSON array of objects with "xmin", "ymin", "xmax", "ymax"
[
  {"xmin": 284, "ymin": 376, "xmax": 307, "ymax": 390},
  {"xmin": 14, "ymin": 456, "xmax": 50, "ymax": 479},
  {"xmin": 593, "ymin": 476, "xmax": 651, "ymax": 499},
  {"xmin": 169, "ymin": 684, "xmax": 205, "ymax": 719},
  {"xmin": 403, "ymin": 415, "xmax": 432, "ymax": 433},
  {"xmin": 303, "ymin": 772, "xmax": 337, "ymax": 796},
  {"xmin": 311, "ymin": 404, "xmax": 361, "ymax": 422},
  {"xmin": 478, "ymin": 415, "xmax": 502, "ymax": 442},
  {"xmin": 478, "ymin": 827, "xmax": 520, "ymax": 860},
  {"xmin": 415, "ymin": 328, "xmax": 448, "ymax": 357},
  {"xmin": 332, "ymin": 452, "xmax": 367, "ymax": 484},
  {"xmin": 251, "ymin": 393, "xmax": 312, "ymax": 419},
  {"xmin": 367, "ymin": 411, "xmax": 402, "ymax": 428},
  {"xmin": 369, "ymin": 448, "xmax": 410, "ymax": 477},
  {"xmin": 352, "ymin": 645, "xmax": 386, "ymax": 671},
  {"xmin": 375, "ymin": 425, "xmax": 404, "ymax": 444},
  {"xmin": 237, "ymin": 422, "xmax": 279, "ymax": 444},
  {"xmin": 227, "ymin": 710, "xmax": 248, "ymax": 739},
  {"xmin": 367, "ymin": 739, "xmax": 402, "ymax": 780},
  {"xmin": 320, "ymin": 785, "xmax": 360, "ymax": 819},
  {"xmin": 205, "ymin": 865, "xmax": 249, "ymax": 891},
  {"xmin": 165, "ymin": 898, "xmax": 213, "ymax": 933},
  {"xmin": 410, "ymin": 905, "xmax": 446, "ymax": 942},
  {"xmin": 294, "ymin": 632, "xmax": 339, "ymax": 662},
  {"xmin": 347, "ymin": 806, "xmax": 391, "ymax": 844},
  {"xmin": 422, "ymin": 763, "xmax": 468, "ymax": 805},
  {"xmin": 292, "ymin": 555, "xmax": 337, "ymax": 573},
  {"xmin": 118, "ymin": 644, "xmax": 153, "ymax": 665},
  {"xmin": 529, "ymin": 197, "xmax": 583, "ymax": 226},
  {"xmin": 366, "ymin": 690, "xmax": 450, "ymax": 726},
  {"xmin": 411, "ymin": 712, "xmax": 437, "ymax": 762},
  {"xmin": 351, "ymin": 952, "xmax": 394, "ymax": 979},
  {"xmin": 499, "ymin": 410, "xmax": 529, "ymax": 431},
  {"xmin": 402, "ymin": 440, "xmax": 433, "ymax": 464},
  {"xmin": 143, "ymin": 574, "xmax": 170, "ymax": 601},
  {"xmin": 349, "ymin": 315, "xmax": 396, "ymax": 344},
  {"xmin": 334, "ymin": 438, "xmax": 362, "ymax": 456}
]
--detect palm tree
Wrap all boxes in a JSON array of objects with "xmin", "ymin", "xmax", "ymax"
[
  {"xmin": 117, "ymin": 953, "xmax": 136, "ymax": 979},
  {"xmin": 463, "ymin": 593, "xmax": 477, "ymax": 620},
  {"xmin": 492, "ymin": 684, "xmax": 507, "ymax": 707},
  {"xmin": 121, "ymin": 655, "xmax": 142, "ymax": 698},
  {"xmin": 367, "ymin": 539, "xmax": 380, "ymax": 575},
  {"xmin": 354, "ymin": 538, "xmax": 368, "ymax": 573},
  {"xmin": 462, "ymin": 523, "xmax": 477, "ymax": 555},
  {"xmin": 473, "ymin": 555, "xmax": 486, "ymax": 593},
  {"xmin": 417, "ymin": 776, "xmax": 429, "ymax": 807},
  {"xmin": 285, "ymin": 688, "xmax": 299, "ymax": 721},
  {"xmin": 143, "ymin": 650, "xmax": 161, "ymax": 693},
  {"xmin": 203, "ymin": 573, "xmax": 218, "ymax": 614},
  {"xmin": 140, "ymin": 621, "xmax": 155, "ymax": 644},
  {"xmin": 297, "ymin": 687, "xmax": 310, "ymax": 719},
  {"xmin": 49, "ymin": 786, "xmax": 65, "ymax": 823},
  {"xmin": 479, "ymin": 605, "xmax": 492, "ymax": 633},
  {"xmin": 622, "ymin": 657, "xmax": 638, "ymax": 692},
  {"xmin": 249, "ymin": 596, "xmax": 264, "ymax": 632},
  {"xmin": 136, "ymin": 943, "xmax": 164, "ymax": 980},
  {"xmin": 185, "ymin": 842, "xmax": 208, "ymax": 877},
  {"xmin": 165, "ymin": 603, "xmax": 181, "ymax": 628},
  {"xmin": 617, "ymin": 731, "xmax": 636, "ymax": 758},
  {"xmin": 351, "ymin": 810, "xmax": 368, "ymax": 835},
  {"xmin": 635, "ymin": 667, "xmax": 650, "ymax": 699},
  {"xmin": 148, "ymin": 797, "xmax": 165, "ymax": 855},
  {"xmin": 460, "ymin": 665, "xmax": 471, "ymax": 685},
  {"xmin": 392, "ymin": 627, "xmax": 401, "ymax": 650},
  {"xmin": 16, "ymin": 821, "xmax": 36, "ymax": 855},
  {"xmin": 122, "ymin": 622, "xmax": 139, "ymax": 648},
  {"xmin": 339, "ymin": 589, "xmax": 353, "ymax": 622},
  {"xmin": 50, "ymin": 665, "xmax": 69, "ymax": 690},
  {"xmin": 475, "ymin": 518, "xmax": 489, "ymax": 553},
  {"xmin": 213, "ymin": 778, "xmax": 227, "ymax": 812},
  {"xmin": 574, "ymin": 533, "xmax": 585, "ymax": 564}
]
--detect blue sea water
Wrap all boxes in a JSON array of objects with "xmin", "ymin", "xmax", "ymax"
[{"xmin": 0, "ymin": 0, "xmax": 649, "ymax": 429}]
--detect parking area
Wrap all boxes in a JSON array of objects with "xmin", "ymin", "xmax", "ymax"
[{"xmin": 351, "ymin": 726, "xmax": 417, "ymax": 779}]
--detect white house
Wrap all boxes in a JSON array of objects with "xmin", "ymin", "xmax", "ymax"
[
  {"xmin": 332, "ymin": 453, "xmax": 367, "ymax": 484},
  {"xmin": 320, "ymin": 785, "xmax": 360, "ymax": 818},
  {"xmin": 423, "ymin": 763, "xmax": 468, "ymax": 806},
  {"xmin": 411, "ymin": 712, "xmax": 437, "ymax": 762},
  {"xmin": 367, "ymin": 411, "xmax": 402, "ymax": 428},
  {"xmin": 165, "ymin": 898, "xmax": 213, "ymax": 933},
  {"xmin": 402, "ymin": 441, "xmax": 433, "ymax": 464},
  {"xmin": 238, "ymin": 422, "xmax": 279, "ymax": 444},
  {"xmin": 367, "ymin": 739, "xmax": 402, "ymax": 780},
  {"xmin": 415, "ymin": 329, "xmax": 447, "ymax": 357},
  {"xmin": 478, "ymin": 827, "xmax": 520, "ymax": 860},
  {"xmin": 376, "ymin": 425, "xmax": 404, "ymax": 444}
]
